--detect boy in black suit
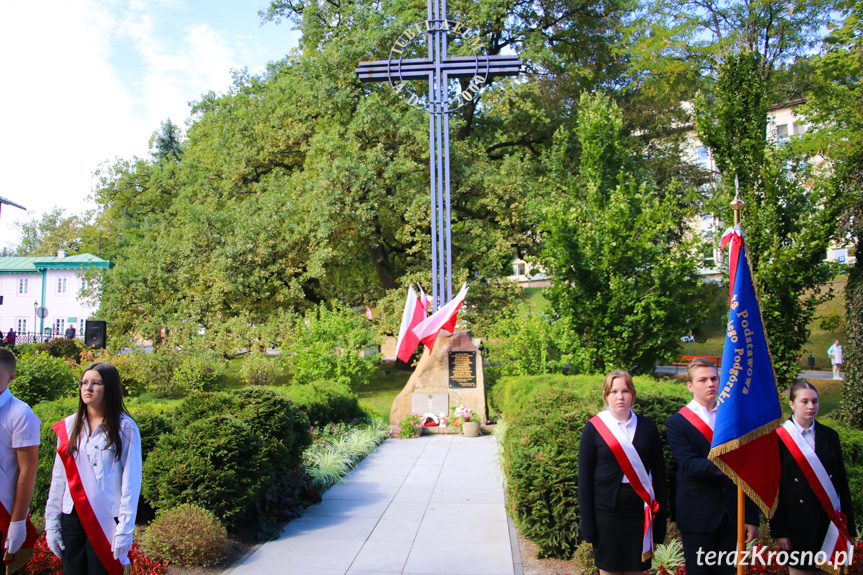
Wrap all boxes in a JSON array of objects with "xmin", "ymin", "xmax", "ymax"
[{"xmin": 666, "ymin": 358, "xmax": 759, "ymax": 575}]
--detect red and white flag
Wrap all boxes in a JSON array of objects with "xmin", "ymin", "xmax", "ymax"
[
  {"xmin": 417, "ymin": 284, "xmax": 432, "ymax": 310},
  {"xmin": 412, "ymin": 283, "xmax": 469, "ymax": 352},
  {"xmin": 395, "ymin": 286, "xmax": 427, "ymax": 363}
]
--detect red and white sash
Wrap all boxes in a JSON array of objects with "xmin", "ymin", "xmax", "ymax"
[
  {"xmin": 54, "ymin": 416, "xmax": 128, "ymax": 575},
  {"xmin": 0, "ymin": 468, "xmax": 38, "ymax": 568},
  {"xmin": 590, "ymin": 411, "xmax": 659, "ymax": 560},
  {"xmin": 777, "ymin": 420, "xmax": 854, "ymax": 569},
  {"xmin": 678, "ymin": 406, "xmax": 713, "ymax": 443}
]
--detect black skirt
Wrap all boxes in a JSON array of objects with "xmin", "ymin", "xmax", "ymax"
[{"xmin": 593, "ymin": 483, "xmax": 651, "ymax": 572}]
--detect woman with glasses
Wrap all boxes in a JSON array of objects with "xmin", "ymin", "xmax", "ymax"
[{"xmin": 44, "ymin": 363, "xmax": 142, "ymax": 575}]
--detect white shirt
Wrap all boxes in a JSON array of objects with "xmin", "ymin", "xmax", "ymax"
[
  {"xmin": 828, "ymin": 344, "xmax": 843, "ymax": 365},
  {"xmin": 790, "ymin": 416, "xmax": 816, "ymax": 451},
  {"xmin": 610, "ymin": 409, "xmax": 638, "ymax": 484},
  {"xmin": 686, "ymin": 398, "xmax": 717, "ymax": 430},
  {"xmin": 0, "ymin": 388, "xmax": 41, "ymax": 505},
  {"xmin": 44, "ymin": 413, "xmax": 142, "ymax": 539}
]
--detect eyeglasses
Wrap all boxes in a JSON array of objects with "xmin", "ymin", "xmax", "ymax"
[{"xmin": 79, "ymin": 380, "xmax": 104, "ymax": 388}]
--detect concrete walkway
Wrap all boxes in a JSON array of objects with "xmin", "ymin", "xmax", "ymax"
[{"xmin": 226, "ymin": 434, "xmax": 521, "ymax": 575}]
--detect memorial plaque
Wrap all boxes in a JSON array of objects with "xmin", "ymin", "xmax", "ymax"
[
  {"xmin": 448, "ymin": 351, "xmax": 477, "ymax": 388},
  {"xmin": 412, "ymin": 392, "xmax": 449, "ymax": 416}
]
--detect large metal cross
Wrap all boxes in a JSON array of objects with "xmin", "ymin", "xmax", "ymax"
[{"xmin": 355, "ymin": 0, "xmax": 521, "ymax": 311}]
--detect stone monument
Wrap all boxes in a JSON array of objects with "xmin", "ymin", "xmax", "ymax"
[{"xmin": 390, "ymin": 330, "xmax": 486, "ymax": 425}]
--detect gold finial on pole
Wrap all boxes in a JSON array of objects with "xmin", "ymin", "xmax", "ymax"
[{"xmin": 731, "ymin": 175, "xmax": 745, "ymax": 227}]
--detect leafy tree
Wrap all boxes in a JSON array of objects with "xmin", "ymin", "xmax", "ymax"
[
  {"xmin": 695, "ymin": 50, "xmax": 836, "ymax": 387},
  {"xmin": 485, "ymin": 304, "xmax": 576, "ymax": 376},
  {"xmin": 818, "ymin": 312, "xmax": 844, "ymax": 335},
  {"xmin": 539, "ymin": 93, "xmax": 703, "ymax": 374},
  {"xmin": 150, "ymin": 118, "xmax": 184, "ymax": 163},
  {"xmin": 13, "ymin": 208, "xmax": 88, "ymax": 256},
  {"xmin": 283, "ymin": 302, "xmax": 379, "ymax": 387},
  {"xmin": 623, "ymin": 0, "xmax": 839, "ymax": 100},
  {"xmin": 799, "ymin": 0, "xmax": 863, "ymax": 425}
]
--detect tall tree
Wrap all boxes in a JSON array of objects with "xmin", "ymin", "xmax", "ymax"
[
  {"xmin": 13, "ymin": 208, "xmax": 87, "ymax": 256},
  {"xmin": 696, "ymin": 50, "xmax": 836, "ymax": 387},
  {"xmin": 800, "ymin": 0, "xmax": 863, "ymax": 425},
  {"xmin": 540, "ymin": 92, "xmax": 703, "ymax": 374}
]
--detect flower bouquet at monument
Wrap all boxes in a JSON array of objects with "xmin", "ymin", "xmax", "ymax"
[
  {"xmin": 450, "ymin": 405, "xmax": 472, "ymax": 429},
  {"xmin": 421, "ymin": 413, "xmax": 440, "ymax": 427}
]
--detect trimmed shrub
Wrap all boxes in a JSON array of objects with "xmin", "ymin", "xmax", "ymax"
[
  {"xmin": 278, "ymin": 380, "xmax": 366, "ymax": 426},
  {"xmin": 30, "ymin": 398, "xmax": 79, "ymax": 516},
  {"xmin": 142, "ymin": 415, "xmax": 270, "ymax": 528},
  {"xmin": 498, "ymin": 375, "xmax": 690, "ymax": 559},
  {"xmin": 143, "ymin": 389, "xmax": 312, "ymax": 536},
  {"xmin": 502, "ymin": 389, "xmax": 593, "ymax": 558},
  {"xmin": 171, "ymin": 353, "xmax": 226, "ymax": 393},
  {"xmin": 143, "ymin": 504, "xmax": 228, "ymax": 566},
  {"xmin": 835, "ymin": 423, "xmax": 863, "ymax": 524},
  {"xmin": 9, "ymin": 352, "xmax": 77, "ymax": 405},
  {"xmin": 238, "ymin": 352, "xmax": 283, "ymax": 386},
  {"xmin": 36, "ymin": 338, "xmax": 88, "ymax": 364}
]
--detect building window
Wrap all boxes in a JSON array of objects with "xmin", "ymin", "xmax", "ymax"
[
  {"xmin": 55, "ymin": 319, "xmax": 65, "ymax": 335},
  {"xmin": 18, "ymin": 278, "xmax": 28, "ymax": 294},
  {"xmin": 17, "ymin": 319, "xmax": 26, "ymax": 333},
  {"xmin": 514, "ymin": 262, "xmax": 526, "ymax": 276},
  {"xmin": 58, "ymin": 277, "xmax": 68, "ymax": 294},
  {"xmin": 696, "ymin": 146, "xmax": 711, "ymax": 167},
  {"xmin": 793, "ymin": 123, "xmax": 807, "ymax": 136},
  {"xmin": 776, "ymin": 124, "xmax": 790, "ymax": 142}
]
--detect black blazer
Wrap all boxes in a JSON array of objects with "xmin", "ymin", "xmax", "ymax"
[
  {"xmin": 666, "ymin": 411, "xmax": 759, "ymax": 534},
  {"xmin": 770, "ymin": 420, "xmax": 857, "ymax": 544},
  {"xmin": 578, "ymin": 415, "xmax": 668, "ymax": 544}
]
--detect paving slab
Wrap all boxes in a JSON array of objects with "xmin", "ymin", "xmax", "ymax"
[{"xmin": 225, "ymin": 434, "xmax": 518, "ymax": 575}]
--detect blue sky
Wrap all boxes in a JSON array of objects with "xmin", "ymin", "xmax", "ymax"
[{"xmin": 0, "ymin": 0, "xmax": 301, "ymax": 249}]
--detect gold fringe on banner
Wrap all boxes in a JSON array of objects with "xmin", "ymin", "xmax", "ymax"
[
  {"xmin": 709, "ymin": 418, "xmax": 782, "ymax": 518},
  {"xmin": 4, "ymin": 547, "xmax": 34, "ymax": 575}
]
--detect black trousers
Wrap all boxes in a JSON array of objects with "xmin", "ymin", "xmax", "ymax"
[
  {"xmin": 681, "ymin": 513, "xmax": 737, "ymax": 575},
  {"xmin": 60, "ymin": 509, "xmax": 110, "ymax": 575}
]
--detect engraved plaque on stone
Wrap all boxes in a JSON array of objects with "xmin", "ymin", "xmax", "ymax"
[
  {"xmin": 412, "ymin": 392, "xmax": 449, "ymax": 415},
  {"xmin": 448, "ymin": 351, "xmax": 477, "ymax": 388}
]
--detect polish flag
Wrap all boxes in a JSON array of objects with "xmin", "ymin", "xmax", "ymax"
[
  {"xmin": 412, "ymin": 283, "xmax": 469, "ymax": 352},
  {"xmin": 395, "ymin": 286, "xmax": 427, "ymax": 363},
  {"xmin": 417, "ymin": 284, "xmax": 432, "ymax": 310}
]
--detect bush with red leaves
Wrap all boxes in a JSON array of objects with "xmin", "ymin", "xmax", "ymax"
[{"xmin": 19, "ymin": 535, "xmax": 166, "ymax": 575}]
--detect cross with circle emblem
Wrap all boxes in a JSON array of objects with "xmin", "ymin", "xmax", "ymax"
[{"xmin": 355, "ymin": 0, "xmax": 521, "ymax": 310}]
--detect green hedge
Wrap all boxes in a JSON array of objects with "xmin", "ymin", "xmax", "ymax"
[
  {"xmin": 142, "ymin": 389, "xmax": 312, "ymax": 537},
  {"xmin": 275, "ymin": 380, "xmax": 366, "ymax": 426},
  {"xmin": 834, "ymin": 423, "xmax": 863, "ymax": 524},
  {"xmin": 498, "ymin": 375, "xmax": 690, "ymax": 559}
]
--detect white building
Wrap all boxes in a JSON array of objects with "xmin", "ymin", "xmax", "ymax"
[{"xmin": 0, "ymin": 252, "xmax": 109, "ymax": 341}]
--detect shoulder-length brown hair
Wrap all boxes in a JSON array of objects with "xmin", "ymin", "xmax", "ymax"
[
  {"xmin": 602, "ymin": 370, "xmax": 637, "ymax": 404},
  {"xmin": 66, "ymin": 362, "xmax": 131, "ymax": 460}
]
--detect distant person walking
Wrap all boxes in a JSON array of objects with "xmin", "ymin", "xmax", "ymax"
[
  {"xmin": 64, "ymin": 325, "xmax": 76, "ymax": 340},
  {"xmin": 827, "ymin": 340, "xmax": 843, "ymax": 380},
  {"xmin": 3, "ymin": 329, "xmax": 15, "ymax": 348}
]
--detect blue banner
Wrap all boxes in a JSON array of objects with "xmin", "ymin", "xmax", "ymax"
[{"xmin": 709, "ymin": 230, "xmax": 782, "ymax": 515}]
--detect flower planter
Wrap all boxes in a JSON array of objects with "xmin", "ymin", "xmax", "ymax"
[{"xmin": 462, "ymin": 421, "xmax": 480, "ymax": 437}]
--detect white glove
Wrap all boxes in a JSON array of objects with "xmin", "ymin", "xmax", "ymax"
[
  {"xmin": 46, "ymin": 529, "xmax": 65, "ymax": 559},
  {"xmin": 3, "ymin": 520, "xmax": 26, "ymax": 555},
  {"xmin": 111, "ymin": 533, "xmax": 133, "ymax": 562}
]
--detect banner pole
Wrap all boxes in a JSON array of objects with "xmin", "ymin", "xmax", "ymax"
[{"xmin": 732, "ymin": 177, "xmax": 746, "ymax": 575}]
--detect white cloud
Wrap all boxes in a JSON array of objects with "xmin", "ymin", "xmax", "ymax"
[{"xmin": 0, "ymin": 0, "xmax": 298, "ymax": 251}]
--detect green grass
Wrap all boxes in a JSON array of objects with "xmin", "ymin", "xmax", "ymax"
[
  {"xmin": 355, "ymin": 367, "xmax": 412, "ymax": 420},
  {"xmin": 678, "ymin": 275, "xmax": 849, "ymax": 371}
]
